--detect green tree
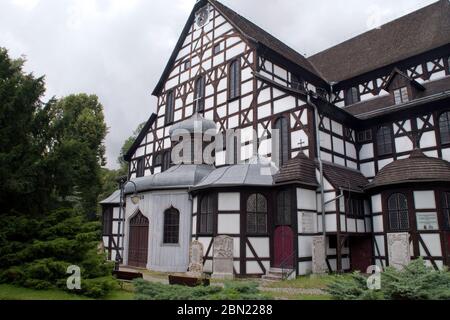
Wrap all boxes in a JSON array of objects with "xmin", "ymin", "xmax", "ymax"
[
  {"xmin": 118, "ymin": 122, "xmax": 145, "ymax": 174},
  {"xmin": 98, "ymin": 122, "xmax": 146, "ymax": 204},
  {"xmin": 48, "ymin": 94, "xmax": 108, "ymax": 219},
  {"xmin": 0, "ymin": 48, "xmax": 54, "ymax": 215}
]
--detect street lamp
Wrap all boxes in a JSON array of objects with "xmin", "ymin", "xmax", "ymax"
[{"xmin": 114, "ymin": 176, "xmax": 140, "ymax": 271}]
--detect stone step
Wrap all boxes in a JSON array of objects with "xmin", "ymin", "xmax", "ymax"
[{"xmin": 262, "ymin": 267, "xmax": 296, "ymax": 281}]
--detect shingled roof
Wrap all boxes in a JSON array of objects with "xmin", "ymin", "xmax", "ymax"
[
  {"xmin": 210, "ymin": 0, "xmax": 322, "ymax": 79},
  {"xmin": 308, "ymin": 0, "xmax": 450, "ymax": 82},
  {"xmin": 321, "ymin": 161, "xmax": 369, "ymax": 193},
  {"xmin": 275, "ymin": 152, "xmax": 318, "ymax": 187},
  {"xmin": 274, "ymin": 153, "xmax": 369, "ymax": 192},
  {"xmin": 366, "ymin": 149, "xmax": 450, "ymax": 190}
]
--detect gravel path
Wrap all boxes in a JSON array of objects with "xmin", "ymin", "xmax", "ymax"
[{"xmin": 259, "ymin": 287, "xmax": 326, "ymax": 296}]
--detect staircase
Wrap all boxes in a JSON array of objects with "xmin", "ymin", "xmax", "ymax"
[{"xmin": 262, "ymin": 267, "xmax": 296, "ymax": 281}]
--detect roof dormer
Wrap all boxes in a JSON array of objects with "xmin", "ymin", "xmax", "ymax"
[{"xmin": 383, "ymin": 68, "xmax": 425, "ymax": 105}]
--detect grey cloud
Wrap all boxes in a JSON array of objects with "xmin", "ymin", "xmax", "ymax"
[{"xmin": 0, "ymin": 0, "xmax": 436, "ymax": 169}]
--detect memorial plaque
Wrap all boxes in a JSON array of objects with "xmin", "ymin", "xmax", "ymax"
[
  {"xmin": 416, "ymin": 212, "xmax": 439, "ymax": 231},
  {"xmin": 312, "ymin": 236, "xmax": 327, "ymax": 274},
  {"xmin": 187, "ymin": 240, "xmax": 204, "ymax": 276},
  {"xmin": 387, "ymin": 233, "xmax": 411, "ymax": 270},
  {"xmin": 302, "ymin": 212, "xmax": 316, "ymax": 233},
  {"xmin": 212, "ymin": 235, "xmax": 234, "ymax": 279}
]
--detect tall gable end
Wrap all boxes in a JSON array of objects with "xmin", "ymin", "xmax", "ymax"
[{"xmin": 152, "ymin": 0, "xmax": 251, "ymax": 96}]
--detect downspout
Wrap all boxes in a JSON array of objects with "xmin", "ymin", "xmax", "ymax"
[{"xmin": 306, "ymin": 92, "xmax": 327, "ymax": 268}]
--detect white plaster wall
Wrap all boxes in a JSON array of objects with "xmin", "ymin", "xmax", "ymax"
[
  {"xmin": 218, "ymin": 192, "xmax": 240, "ymax": 211},
  {"xmin": 413, "ymin": 191, "xmax": 436, "ymax": 209},
  {"xmin": 217, "ymin": 214, "xmax": 240, "ymax": 234},
  {"xmin": 247, "ymin": 237, "xmax": 270, "ymax": 258},
  {"xmin": 297, "ymin": 188, "xmax": 317, "ymax": 210}
]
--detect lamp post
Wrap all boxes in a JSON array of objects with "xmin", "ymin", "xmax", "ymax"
[{"xmin": 115, "ymin": 176, "xmax": 140, "ymax": 271}]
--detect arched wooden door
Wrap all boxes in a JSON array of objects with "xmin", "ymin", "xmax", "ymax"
[
  {"xmin": 128, "ymin": 211, "xmax": 149, "ymax": 268},
  {"xmin": 274, "ymin": 226, "xmax": 294, "ymax": 268}
]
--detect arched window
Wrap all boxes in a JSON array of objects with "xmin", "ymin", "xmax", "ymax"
[
  {"xmin": 246, "ymin": 194, "xmax": 267, "ymax": 234},
  {"xmin": 442, "ymin": 192, "xmax": 450, "ymax": 229},
  {"xmin": 439, "ymin": 111, "xmax": 450, "ymax": 145},
  {"xmin": 163, "ymin": 207, "xmax": 180, "ymax": 244},
  {"xmin": 388, "ymin": 193, "xmax": 409, "ymax": 231},
  {"xmin": 377, "ymin": 125, "xmax": 393, "ymax": 155},
  {"xmin": 199, "ymin": 194, "xmax": 215, "ymax": 234},
  {"xmin": 229, "ymin": 59, "xmax": 240, "ymax": 99},
  {"xmin": 274, "ymin": 117, "xmax": 289, "ymax": 166},
  {"xmin": 194, "ymin": 76, "xmax": 205, "ymax": 112},
  {"xmin": 165, "ymin": 90, "xmax": 174, "ymax": 125},
  {"xmin": 276, "ymin": 190, "xmax": 291, "ymax": 226}
]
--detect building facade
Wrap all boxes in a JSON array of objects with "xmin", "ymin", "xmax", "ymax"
[{"xmin": 101, "ymin": 0, "xmax": 450, "ymax": 276}]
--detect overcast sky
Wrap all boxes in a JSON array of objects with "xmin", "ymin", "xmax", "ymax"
[{"xmin": 0, "ymin": 0, "xmax": 437, "ymax": 169}]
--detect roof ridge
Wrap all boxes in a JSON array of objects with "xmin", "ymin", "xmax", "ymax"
[{"xmin": 309, "ymin": 0, "xmax": 446, "ymax": 60}]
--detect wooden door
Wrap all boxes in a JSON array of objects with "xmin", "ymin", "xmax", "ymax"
[
  {"xmin": 350, "ymin": 236, "xmax": 373, "ymax": 273},
  {"xmin": 274, "ymin": 226, "xmax": 294, "ymax": 268},
  {"xmin": 128, "ymin": 211, "xmax": 149, "ymax": 268}
]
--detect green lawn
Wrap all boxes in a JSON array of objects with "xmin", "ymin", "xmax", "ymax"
[
  {"xmin": 264, "ymin": 274, "xmax": 349, "ymax": 290},
  {"xmin": 0, "ymin": 284, "xmax": 134, "ymax": 301}
]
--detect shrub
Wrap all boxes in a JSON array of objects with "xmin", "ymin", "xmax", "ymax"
[
  {"xmin": 326, "ymin": 258, "xmax": 450, "ymax": 300},
  {"xmin": 0, "ymin": 208, "xmax": 117, "ymax": 298},
  {"xmin": 133, "ymin": 279, "xmax": 268, "ymax": 300}
]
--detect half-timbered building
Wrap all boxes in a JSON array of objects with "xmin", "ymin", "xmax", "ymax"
[{"xmin": 101, "ymin": 0, "xmax": 450, "ymax": 277}]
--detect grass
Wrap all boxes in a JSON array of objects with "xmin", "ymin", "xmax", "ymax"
[
  {"xmin": 0, "ymin": 274, "xmax": 340, "ymax": 300},
  {"xmin": 264, "ymin": 274, "xmax": 349, "ymax": 290},
  {"xmin": 0, "ymin": 284, "xmax": 134, "ymax": 301},
  {"xmin": 264, "ymin": 291, "xmax": 332, "ymax": 300}
]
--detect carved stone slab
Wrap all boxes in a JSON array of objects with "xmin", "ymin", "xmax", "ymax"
[
  {"xmin": 212, "ymin": 235, "xmax": 234, "ymax": 279},
  {"xmin": 312, "ymin": 236, "xmax": 327, "ymax": 274},
  {"xmin": 387, "ymin": 233, "xmax": 411, "ymax": 270},
  {"xmin": 187, "ymin": 240, "xmax": 204, "ymax": 276}
]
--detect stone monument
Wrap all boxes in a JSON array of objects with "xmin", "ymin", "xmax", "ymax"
[
  {"xmin": 387, "ymin": 232, "xmax": 411, "ymax": 270},
  {"xmin": 212, "ymin": 235, "xmax": 234, "ymax": 279},
  {"xmin": 187, "ymin": 240, "xmax": 204, "ymax": 277},
  {"xmin": 312, "ymin": 236, "xmax": 327, "ymax": 274}
]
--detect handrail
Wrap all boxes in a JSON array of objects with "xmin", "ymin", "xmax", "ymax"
[{"xmin": 279, "ymin": 250, "xmax": 297, "ymax": 281}]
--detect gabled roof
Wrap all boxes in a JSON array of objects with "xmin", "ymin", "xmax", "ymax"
[
  {"xmin": 124, "ymin": 113, "xmax": 157, "ymax": 162},
  {"xmin": 152, "ymin": 0, "xmax": 324, "ymax": 96},
  {"xmin": 383, "ymin": 68, "xmax": 425, "ymax": 91},
  {"xmin": 321, "ymin": 161, "xmax": 369, "ymax": 193},
  {"xmin": 309, "ymin": 0, "xmax": 450, "ymax": 82}
]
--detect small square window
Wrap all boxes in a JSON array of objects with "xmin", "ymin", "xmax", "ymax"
[
  {"xmin": 213, "ymin": 43, "xmax": 221, "ymax": 55},
  {"xmin": 184, "ymin": 60, "xmax": 191, "ymax": 71},
  {"xmin": 394, "ymin": 87, "xmax": 409, "ymax": 104}
]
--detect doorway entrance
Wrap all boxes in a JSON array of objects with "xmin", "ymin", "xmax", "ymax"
[
  {"xmin": 274, "ymin": 226, "xmax": 294, "ymax": 268},
  {"xmin": 349, "ymin": 235, "xmax": 373, "ymax": 273},
  {"xmin": 128, "ymin": 211, "xmax": 149, "ymax": 268}
]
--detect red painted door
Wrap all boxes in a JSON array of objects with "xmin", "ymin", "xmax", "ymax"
[
  {"xmin": 274, "ymin": 226, "xmax": 294, "ymax": 268},
  {"xmin": 128, "ymin": 212, "xmax": 149, "ymax": 268},
  {"xmin": 350, "ymin": 236, "xmax": 373, "ymax": 273}
]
